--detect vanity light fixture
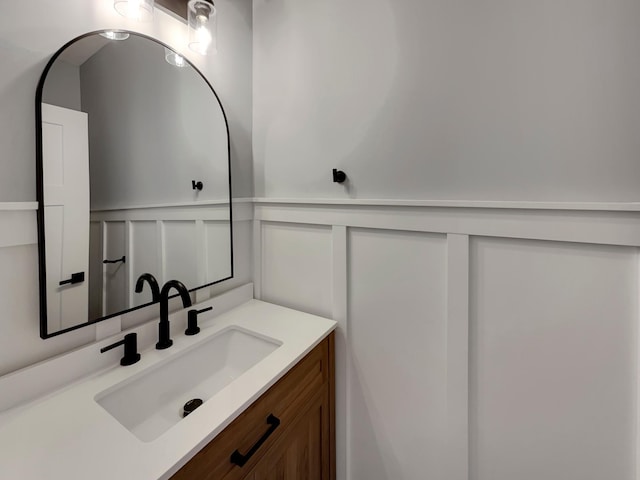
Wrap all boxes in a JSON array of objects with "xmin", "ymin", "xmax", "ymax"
[
  {"xmin": 113, "ymin": 0, "xmax": 155, "ymax": 22},
  {"xmin": 99, "ymin": 30, "xmax": 130, "ymax": 40},
  {"xmin": 164, "ymin": 47, "xmax": 188, "ymax": 67},
  {"xmin": 188, "ymin": 0, "xmax": 217, "ymax": 55}
]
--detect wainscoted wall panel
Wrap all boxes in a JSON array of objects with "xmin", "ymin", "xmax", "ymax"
[
  {"xmin": 103, "ymin": 221, "xmax": 127, "ymax": 316},
  {"xmin": 348, "ymin": 228, "xmax": 448, "ymax": 479},
  {"xmin": 253, "ymin": 200, "xmax": 640, "ymax": 480},
  {"xmin": 88, "ymin": 220, "xmax": 103, "ymax": 318},
  {"xmin": 130, "ymin": 221, "xmax": 159, "ymax": 307},
  {"xmin": 163, "ymin": 220, "xmax": 199, "ymax": 288},
  {"xmin": 205, "ymin": 221, "xmax": 233, "ymax": 284},
  {"xmin": 260, "ymin": 222, "xmax": 333, "ymax": 318},
  {"xmin": 469, "ymin": 238, "xmax": 638, "ymax": 480},
  {"xmin": 0, "ymin": 202, "xmax": 252, "ymax": 376},
  {"xmin": 90, "ymin": 203, "xmax": 235, "ymax": 316}
]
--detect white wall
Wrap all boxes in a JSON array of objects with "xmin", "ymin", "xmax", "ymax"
[
  {"xmin": 0, "ymin": 0, "xmax": 253, "ymax": 376},
  {"xmin": 253, "ymin": 0, "xmax": 640, "ymax": 201}
]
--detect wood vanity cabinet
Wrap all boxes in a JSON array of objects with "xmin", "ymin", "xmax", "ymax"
[{"xmin": 171, "ymin": 332, "xmax": 335, "ymax": 480}]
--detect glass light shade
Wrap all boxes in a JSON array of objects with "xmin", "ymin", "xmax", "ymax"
[
  {"xmin": 164, "ymin": 47, "xmax": 188, "ymax": 68},
  {"xmin": 188, "ymin": 0, "xmax": 217, "ymax": 55},
  {"xmin": 114, "ymin": 0, "xmax": 155, "ymax": 22},
  {"xmin": 99, "ymin": 31, "xmax": 130, "ymax": 41}
]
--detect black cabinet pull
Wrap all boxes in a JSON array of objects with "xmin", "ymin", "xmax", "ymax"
[
  {"xmin": 59, "ymin": 272, "xmax": 85, "ymax": 286},
  {"xmin": 103, "ymin": 256, "xmax": 126, "ymax": 264},
  {"xmin": 230, "ymin": 414, "xmax": 281, "ymax": 467}
]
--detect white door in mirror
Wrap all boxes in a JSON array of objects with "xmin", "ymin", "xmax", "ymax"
[{"xmin": 42, "ymin": 104, "xmax": 90, "ymax": 331}]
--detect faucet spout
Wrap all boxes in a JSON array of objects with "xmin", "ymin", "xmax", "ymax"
[
  {"xmin": 135, "ymin": 273, "xmax": 161, "ymax": 302},
  {"xmin": 157, "ymin": 280, "xmax": 192, "ymax": 350}
]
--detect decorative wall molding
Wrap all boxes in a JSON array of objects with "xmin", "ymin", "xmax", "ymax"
[
  {"xmin": 252, "ymin": 200, "xmax": 640, "ymax": 480},
  {"xmin": 90, "ymin": 199, "xmax": 253, "ymax": 222},
  {"xmin": 253, "ymin": 201, "xmax": 640, "ymax": 248},
  {"xmin": 253, "ymin": 197, "xmax": 640, "ymax": 212}
]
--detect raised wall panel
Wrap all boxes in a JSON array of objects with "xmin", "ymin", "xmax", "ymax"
[
  {"xmin": 205, "ymin": 221, "xmax": 232, "ymax": 282},
  {"xmin": 131, "ymin": 221, "xmax": 159, "ymax": 307},
  {"xmin": 103, "ymin": 221, "xmax": 127, "ymax": 315},
  {"xmin": 261, "ymin": 222, "xmax": 332, "ymax": 318},
  {"xmin": 88, "ymin": 221, "xmax": 103, "ymax": 319},
  {"xmin": 469, "ymin": 237, "xmax": 638, "ymax": 480},
  {"xmin": 163, "ymin": 221, "xmax": 198, "ymax": 289},
  {"xmin": 347, "ymin": 228, "xmax": 448, "ymax": 480}
]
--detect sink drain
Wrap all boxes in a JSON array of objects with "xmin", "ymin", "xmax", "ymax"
[{"xmin": 183, "ymin": 398, "xmax": 203, "ymax": 418}]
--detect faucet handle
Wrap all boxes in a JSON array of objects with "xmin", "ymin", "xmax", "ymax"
[
  {"xmin": 100, "ymin": 333, "xmax": 141, "ymax": 366},
  {"xmin": 186, "ymin": 306, "xmax": 213, "ymax": 336}
]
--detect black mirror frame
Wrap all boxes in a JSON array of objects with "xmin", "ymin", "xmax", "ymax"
[{"xmin": 35, "ymin": 30, "xmax": 233, "ymax": 339}]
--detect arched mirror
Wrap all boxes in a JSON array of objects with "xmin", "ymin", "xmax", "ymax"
[{"xmin": 36, "ymin": 31, "xmax": 232, "ymax": 339}]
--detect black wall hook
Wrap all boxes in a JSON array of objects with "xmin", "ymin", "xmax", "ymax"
[
  {"xmin": 192, "ymin": 180, "xmax": 203, "ymax": 191},
  {"xmin": 333, "ymin": 169, "xmax": 347, "ymax": 183}
]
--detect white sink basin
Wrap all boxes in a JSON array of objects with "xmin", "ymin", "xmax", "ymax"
[{"xmin": 95, "ymin": 327, "xmax": 281, "ymax": 442}]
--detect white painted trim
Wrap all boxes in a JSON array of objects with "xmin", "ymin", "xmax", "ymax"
[
  {"xmin": 90, "ymin": 197, "xmax": 252, "ymax": 212},
  {"xmin": 90, "ymin": 201, "xmax": 253, "ymax": 223},
  {"xmin": 0, "ymin": 210, "xmax": 37, "ymax": 248},
  {"xmin": 232, "ymin": 201, "xmax": 254, "ymax": 222},
  {"xmin": 253, "ymin": 197, "xmax": 640, "ymax": 212},
  {"xmin": 0, "ymin": 202, "xmax": 38, "ymax": 211},
  {"xmin": 157, "ymin": 220, "xmax": 166, "ymax": 284},
  {"xmin": 446, "ymin": 234, "xmax": 469, "ymax": 480},
  {"xmin": 254, "ymin": 203, "xmax": 640, "ymax": 247},
  {"xmin": 252, "ymin": 220, "xmax": 262, "ymax": 299},
  {"xmin": 91, "ymin": 206, "xmax": 230, "ymax": 222},
  {"xmin": 331, "ymin": 225, "xmax": 349, "ymax": 480},
  {"xmin": 124, "ymin": 221, "xmax": 132, "ymax": 310},
  {"xmin": 636, "ymin": 248, "xmax": 640, "ymax": 480}
]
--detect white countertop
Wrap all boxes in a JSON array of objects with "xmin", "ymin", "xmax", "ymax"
[{"xmin": 0, "ymin": 299, "xmax": 336, "ymax": 480}]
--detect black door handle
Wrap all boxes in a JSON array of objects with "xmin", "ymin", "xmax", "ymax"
[
  {"xmin": 59, "ymin": 272, "xmax": 85, "ymax": 286},
  {"xmin": 230, "ymin": 414, "xmax": 280, "ymax": 467}
]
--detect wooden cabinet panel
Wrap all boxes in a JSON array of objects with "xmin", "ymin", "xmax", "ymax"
[
  {"xmin": 171, "ymin": 333, "xmax": 334, "ymax": 480},
  {"xmin": 252, "ymin": 391, "xmax": 330, "ymax": 480}
]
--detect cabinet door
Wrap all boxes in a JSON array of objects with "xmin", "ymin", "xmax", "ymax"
[{"xmin": 252, "ymin": 391, "xmax": 331, "ymax": 480}]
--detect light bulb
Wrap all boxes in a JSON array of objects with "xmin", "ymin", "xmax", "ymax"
[
  {"xmin": 164, "ymin": 47, "xmax": 189, "ymax": 68},
  {"xmin": 195, "ymin": 25, "xmax": 212, "ymax": 52},
  {"xmin": 113, "ymin": 0, "xmax": 154, "ymax": 22},
  {"xmin": 99, "ymin": 31, "xmax": 130, "ymax": 41},
  {"xmin": 188, "ymin": 0, "xmax": 217, "ymax": 55}
]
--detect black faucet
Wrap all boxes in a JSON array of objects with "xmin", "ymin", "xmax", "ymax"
[
  {"xmin": 135, "ymin": 273, "xmax": 161, "ymax": 302},
  {"xmin": 157, "ymin": 280, "xmax": 192, "ymax": 350}
]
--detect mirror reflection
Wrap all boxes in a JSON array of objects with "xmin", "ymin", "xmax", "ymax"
[{"xmin": 37, "ymin": 31, "xmax": 232, "ymax": 338}]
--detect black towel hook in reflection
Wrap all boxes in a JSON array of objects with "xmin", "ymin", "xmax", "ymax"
[
  {"xmin": 103, "ymin": 256, "xmax": 126, "ymax": 264},
  {"xmin": 192, "ymin": 180, "xmax": 203, "ymax": 191},
  {"xmin": 333, "ymin": 169, "xmax": 347, "ymax": 183}
]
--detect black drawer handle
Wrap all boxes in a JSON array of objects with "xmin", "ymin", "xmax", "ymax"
[
  {"xmin": 59, "ymin": 272, "xmax": 85, "ymax": 286},
  {"xmin": 230, "ymin": 414, "xmax": 281, "ymax": 467}
]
